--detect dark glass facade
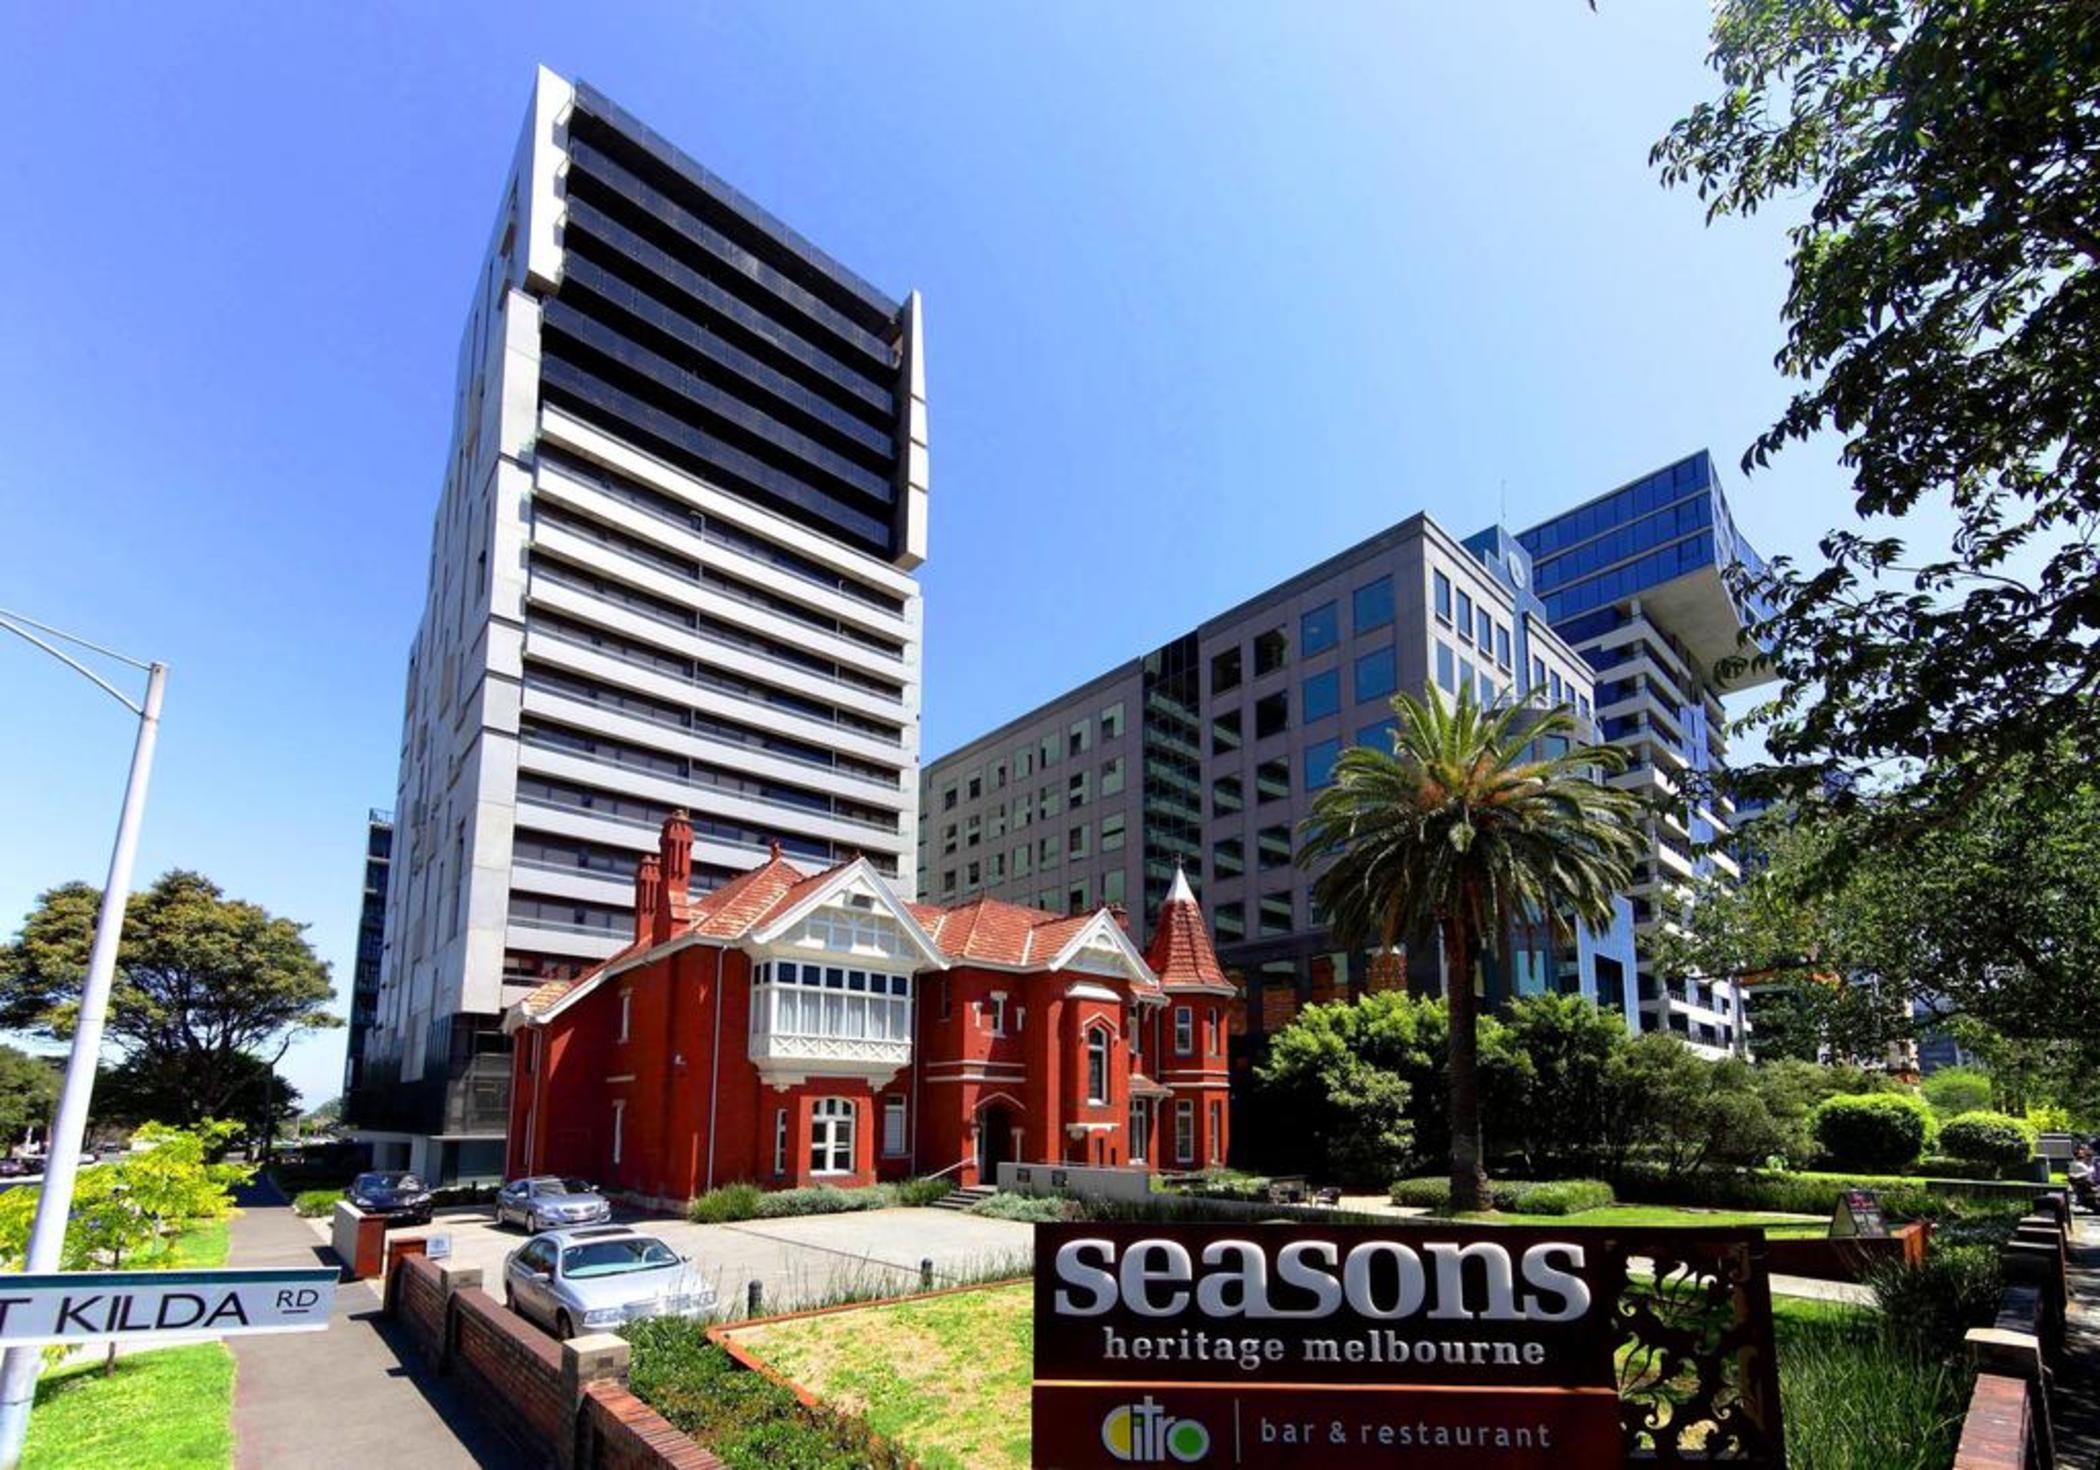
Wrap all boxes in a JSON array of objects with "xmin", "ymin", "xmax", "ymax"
[
  {"xmin": 340, "ymin": 811, "xmax": 391, "ymax": 1101},
  {"xmin": 544, "ymin": 85, "xmax": 911, "ymax": 560}
]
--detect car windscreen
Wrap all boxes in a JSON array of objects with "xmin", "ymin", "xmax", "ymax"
[
  {"xmin": 356, "ymin": 1173, "xmax": 411, "ymax": 1191},
  {"xmin": 561, "ymin": 1239, "xmax": 678, "ymax": 1279},
  {"xmin": 560, "ymin": 1178, "xmax": 594, "ymax": 1195}
]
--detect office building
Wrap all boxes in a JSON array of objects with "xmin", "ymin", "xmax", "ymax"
[
  {"xmin": 352, "ymin": 68, "xmax": 929, "ymax": 1181},
  {"xmin": 502, "ymin": 813, "xmax": 1231, "ymax": 1198},
  {"xmin": 340, "ymin": 809, "xmax": 392, "ymax": 1101},
  {"xmin": 918, "ymin": 513, "xmax": 1638, "ymax": 1060},
  {"xmin": 1518, "ymin": 449, "xmax": 1774, "ymax": 1055}
]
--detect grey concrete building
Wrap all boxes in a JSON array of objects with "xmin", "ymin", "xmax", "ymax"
[
  {"xmin": 353, "ymin": 68, "xmax": 929, "ymax": 1180},
  {"xmin": 919, "ymin": 513, "xmax": 1632, "ymax": 1046},
  {"xmin": 340, "ymin": 809, "xmax": 392, "ymax": 1102}
]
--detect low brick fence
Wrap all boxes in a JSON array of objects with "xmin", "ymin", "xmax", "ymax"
[
  {"xmin": 383, "ymin": 1251, "xmax": 721, "ymax": 1469},
  {"xmin": 1952, "ymin": 1190, "xmax": 2073, "ymax": 1469}
]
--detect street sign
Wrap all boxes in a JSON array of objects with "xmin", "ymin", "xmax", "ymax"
[
  {"xmin": 1830, "ymin": 1190, "xmax": 1889, "ymax": 1240},
  {"xmin": 1030, "ymin": 1221, "xmax": 1784, "ymax": 1468},
  {"xmin": 0, "ymin": 1267, "xmax": 337, "ymax": 1347}
]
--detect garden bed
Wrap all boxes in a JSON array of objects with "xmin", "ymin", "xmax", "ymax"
[{"xmin": 703, "ymin": 1281, "xmax": 1970, "ymax": 1470}]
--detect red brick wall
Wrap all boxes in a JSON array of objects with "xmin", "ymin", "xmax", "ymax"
[
  {"xmin": 1952, "ymin": 1373, "xmax": 2033, "ymax": 1469},
  {"xmin": 582, "ymin": 1381, "xmax": 721, "ymax": 1470},
  {"xmin": 385, "ymin": 1254, "xmax": 722, "ymax": 1470},
  {"xmin": 451, "ymin": 1288, "xmax": 567, "ymax": 1449}
]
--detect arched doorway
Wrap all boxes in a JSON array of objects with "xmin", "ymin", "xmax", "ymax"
[{"xmin": 976, "ymin": 1100, "xmax": 1016, "ymax": 1182}]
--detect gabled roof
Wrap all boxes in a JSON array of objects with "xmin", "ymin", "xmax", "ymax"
[
  {"xmin": 506, "ymin": 837, "xmax": 1171, "ymax": 1030},
  {"xmin": 1145, "ymin": 866, "xmax": 1235, "ymax": 995}
]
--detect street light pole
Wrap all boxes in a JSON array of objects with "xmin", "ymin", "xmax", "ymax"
[{"xmin": 0, "ymin": 610, "xmax": 165, "ymax": 1468}]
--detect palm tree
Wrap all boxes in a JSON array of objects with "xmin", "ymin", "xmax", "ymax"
[{"xmin": 1298, "ymin": 683, "xmax": 1644, "ymax": 1212}]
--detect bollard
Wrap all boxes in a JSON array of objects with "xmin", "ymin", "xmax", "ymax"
[
  {"xmin": 921, "ymin": 1257, "xmax": 935, "ymax": 1292},
  {"xmin": 746, "ymin": 1279, "xmax": 763, "ymax": 1318}
]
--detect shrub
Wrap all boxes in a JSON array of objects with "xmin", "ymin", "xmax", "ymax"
[
  {"xmin": 687, "ymin": 1182, "xmax": 765, "ymax": 1224},
  {"xmin": 890, "ymin": 1177, "xmax": 954, "ymax": 1208},
  {"xmin": 623, "ymin": 1320, "xmax": 911, "ymax": 1469},
  {"xmin": 1867, "ymin": 1245, "xmax": 2003, "ymax": 1361},
  {"xmin": 1506, "ymin": 1179, "xmax": 1614, "ymax": 1216},
  {"xmin": 291, "ymin": 1189, "xmax": 343, "ymax": 1218},
  {"xmin": 1810, "ymin": 1092, "xmax": 1933, "ymax": 1172},
  {"xmin": 1777, "ymin": 1310, "xmax": 1973, "ymax": 1469},
  {"xmin": 966, "ymin": 1193, "xmax": 1073, "ymax": 1223},
  {"xmin": 1387, "ymin": 1177, "xmax": 1539, "ymax": 1212},
  {"xmin": 1935, "ymin": 1111, "xmax": 2034, "ymax": 1172}
]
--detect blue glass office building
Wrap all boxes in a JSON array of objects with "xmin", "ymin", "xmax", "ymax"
[{"xmin": 1519, "ymin": 451, "xmax": 1774, "ymax": 1055}]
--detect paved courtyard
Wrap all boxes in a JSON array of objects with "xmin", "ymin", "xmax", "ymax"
[{"xmin": 312, "ymin": 1201, "xmax": 1034, "ymax": 1317}]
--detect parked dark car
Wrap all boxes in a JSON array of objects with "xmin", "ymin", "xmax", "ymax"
[{"xmin": 347, "ymin": 1170, "xmax": 433, "ymax": 1226}]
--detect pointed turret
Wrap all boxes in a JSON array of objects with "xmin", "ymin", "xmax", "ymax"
[{"xmin": 1144, "ymin": 865, "xmax": 1234, "ymax": 994}]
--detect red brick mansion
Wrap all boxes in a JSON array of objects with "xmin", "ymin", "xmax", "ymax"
[{"xmin": 501, "ymin": 813, "xmax": 1233, "ymax": 1203}]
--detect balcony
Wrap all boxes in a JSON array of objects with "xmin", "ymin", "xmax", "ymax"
[
  {"xmin": 747, "ymin": 965, "xmax": 914, "ymax": 1085},
  {"xmin": 748, "ymin": 1032, "xmax": 912, "ymax": 1086}
]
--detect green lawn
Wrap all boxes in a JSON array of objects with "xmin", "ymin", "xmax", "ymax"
[
  {"xmin": 724, "ymin": 1285, "xmax": 1033, "ymax": 1470},
  {"xmin": 23, "ymin": 1344, "xmax": 234, "ymax": 1469},
  {"xmin": 149, "ymin": 1219, "xmax": 231, "ymax": 1270},
  {"xmin": 17, "ymin": 1215, "xmax": 238, "ymax": 1469},
  {"xmin": 1454, "ymin": 1204, "xmax": 1830, "ymax": 1238}
]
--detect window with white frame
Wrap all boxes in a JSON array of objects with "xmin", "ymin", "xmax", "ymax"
[
  {"xmin": 1086, "ymin": 1025, "xmax": 1111, "ymax": 1104},
  {"xmin": 1130, "ymin": 1101, "xmax": 1149, "ymax": 1163},
  {"xmin": 773, "ymin": 1108, "xmax": 787, "ymax": 1175},
  {"xmin": 882, "ymin": 1095, "xmax": 908, "ymax": 1156},
  {"xmin": 618, "ymin": 990, "xmax": 632, "ymax": 1042},
  {"xmin": 1174, "ymin": 1006, "xmax": 1194, "ymax": 1055},
  {"xmin": 988, "ymin": 992, "xmax": 1008, "ymax": 1037},
  {"xmin": 749, "ymin": 961, "xmax": 913, "ymax": 1046},
  {"xmin": 1209, "ymin": 1100, "xmax": 1223, "ymax": 1162},
  {"xmin": 810, "ymin": 1097, "xmax": 855, "ymax": 1175},
  {"xmin": 611, "ymin": 1098, "xmax": 626, "ymax": 1167},
  {"xmin": 796, "ymin": 907, "xmax": 908, "ymax": 958},
  {"xmin": 1175, "ymin": 1100, "xmax": 1195, "ymax": 1164}
]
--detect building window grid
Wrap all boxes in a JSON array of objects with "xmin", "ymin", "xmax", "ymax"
[{"xmin": 810, "ymin": 1097, "xmax": 855, "ymax": 1176}]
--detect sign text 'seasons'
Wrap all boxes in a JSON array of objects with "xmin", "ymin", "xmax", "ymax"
[{"xmin": 1030, "ymin": 1222, "xmax": 1627, "ymax": 1469}]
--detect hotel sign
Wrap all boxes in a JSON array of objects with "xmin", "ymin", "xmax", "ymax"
[
  {"xmin": 1030, "ymin": 1221, "xmax": 1782, "ymax": 1468},
  {"xmin": 0, "ymin": 1267, "xmax": 337, "ymax": 1347}
]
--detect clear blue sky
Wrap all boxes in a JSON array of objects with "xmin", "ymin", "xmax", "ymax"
[{"xmin": 0, "ymin": 3, "xmax": 1845, "ymax": 1111}]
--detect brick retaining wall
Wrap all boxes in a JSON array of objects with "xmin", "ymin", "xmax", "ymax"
[{"xmin": 385, "ymin": 1253, "xmax": 723, "ymax": 1469}]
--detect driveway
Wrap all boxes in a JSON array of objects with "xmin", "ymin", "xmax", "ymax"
[{"xmin": 323, "ymin": 1202, "xmax": 1032, "ymax": 1318}]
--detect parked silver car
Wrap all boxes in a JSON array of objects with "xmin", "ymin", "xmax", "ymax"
[
  {"xmin": 494, "ymin": 1175, "xmax": 611, "ymax": 1233},
  {"xmin": 501, "ymin": 1226, "xmax": 717, "ymax": 1339}
]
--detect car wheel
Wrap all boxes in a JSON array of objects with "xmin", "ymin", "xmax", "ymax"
[
  {"xmin": 555, "ymin": 1311, "xmax": 575, "ymax": 1341},
  {"xmin": 528, "ymin": 1211, "xmax": 542, "ymax": 1234}
]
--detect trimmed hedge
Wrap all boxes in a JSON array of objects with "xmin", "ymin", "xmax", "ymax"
[
  {"xmin": 1809, "ymin": 1092, "xmax": 1933, "ymax": 1172},
  {"xmin": 1387, "ymin": 1177, "xmax": 1614, "ymax": 1216},
  {"xmin": 1511, "ymin": 1179, "xmax": 1615, "ymax": 1216},
  {"xmin": 1611, "ymin": 1164, "xmax": 2033, "ymax": 1222},
  {"xmin": 685, "ymin": 1179, "xmax": 951, "ymax": 1224},
  {"xmin": 966, "ymin": 1193, "xmax": 1073, "ymax": 1223},
  {"xmin": 1936, "ymin": 1111, "xmax": 2035, "ymax": 1172}
]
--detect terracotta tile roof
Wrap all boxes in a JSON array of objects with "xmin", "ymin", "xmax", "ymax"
[
  {"xmin": 512, "ymin": 838, "xmax": 1174, "ymax": 1028},
  {"xmin": 516, "ymin": 935, "xmax": 653, "ymax": 1018},
  {"xmin": 1145, "ymin": 866, "xmax": 1233, "ymax": 993}
]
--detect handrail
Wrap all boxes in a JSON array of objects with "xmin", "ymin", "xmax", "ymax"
[{"xmin": 923, "ymin": 1156, "xmax": 975, "ymax": 1184}]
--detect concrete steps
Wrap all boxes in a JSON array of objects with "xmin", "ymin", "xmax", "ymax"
[{"xmin": 929, "ymin": 1185, "xmax": 998, "ymax": 1213}]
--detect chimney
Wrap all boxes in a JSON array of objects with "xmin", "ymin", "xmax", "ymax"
[
  {"xmin": 633, "ymin": 854, "xmax": 662, "ymax": 945},
  {"xmin": 658, "ymin": 810, "xmax": 693, "ymax": 941}
]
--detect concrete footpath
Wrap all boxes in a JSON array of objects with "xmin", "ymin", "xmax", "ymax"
[{"xmin": 226, "ymin": 1180, "xmax": 514, "ymax": 1468}]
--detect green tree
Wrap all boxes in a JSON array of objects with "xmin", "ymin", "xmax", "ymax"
[
  {"xmin": 1495, "ymin": 994, "xmax": 1626, "ymax": 1177},
  {"xmin": 1298, "ymin": 686, "xmax": 1643, "ymax": 1210},
  {"xmin": 0, "ymin": 1047, "xmax": 58, "ymax": 1149},
  {"xmin": 1662, "ymin": 755, "xmax": 2100, "ymax": 1044},
  {"xmin": 1655, "ymin": 2, "xmax": 2100, "ymax": 814},
  {"xmin": 0, "ymin": 871, "xmax": 337, "ymax": 1128},
  {"xmin": 1601, "ymin": 1035, "xmax": 1787, "ymax": 1179},
  {"xmin": 1920, "ymin": 1066, "xmax": 1994, "ymax": 1120}
]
